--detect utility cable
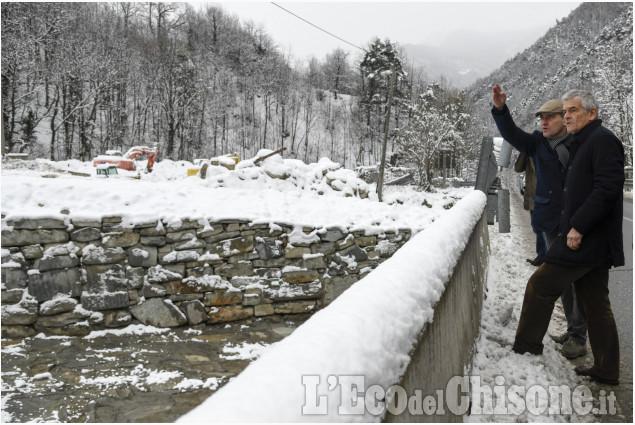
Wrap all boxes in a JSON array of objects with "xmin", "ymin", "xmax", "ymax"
[{"xmin": 270, "ymin": 2, "xmax": 367, "ymax": 53}]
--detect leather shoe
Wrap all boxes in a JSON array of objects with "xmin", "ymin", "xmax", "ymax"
[
  {"xmin": 526, "ymin": 257, "xmax": 544, "ymax": 266},
  {"xmin": 574, "ymin": 366, "xmax": 619, "ymax": 386}
]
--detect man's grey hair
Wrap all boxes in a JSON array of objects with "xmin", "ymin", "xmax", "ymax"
[{"xmin": 562, "ymin": 90, "xmax": 599, "ymax": 115}]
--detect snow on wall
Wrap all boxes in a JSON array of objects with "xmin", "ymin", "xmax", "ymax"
[{"xmin": 177, "ymin": 190, "xmax": 487, "ymax": 423}]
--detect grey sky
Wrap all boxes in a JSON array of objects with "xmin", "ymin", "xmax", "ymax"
[{"xmin": 199, "ymin": 1, "xmax": 581, "ymax": 62}]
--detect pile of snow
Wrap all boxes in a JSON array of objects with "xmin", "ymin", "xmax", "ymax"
[
  {"xmin": 201, "ymin": 149, "xmax": 376, "ymax": 199},
  {"xmin": 177, "ymin": 191, "xmax": 487, "ymax": 423}
]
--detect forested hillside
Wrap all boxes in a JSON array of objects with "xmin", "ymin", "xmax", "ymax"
[
  {"xmin": 470, "ymin": 2, "xmax": 633, "ymax": 165},
  {"xmin": 1, "ymin": 2, "xmax": 483, "ymax": 183},
  {"xmin": 2, "ymin": 2, "xmax": 631, "ymax": 185}
]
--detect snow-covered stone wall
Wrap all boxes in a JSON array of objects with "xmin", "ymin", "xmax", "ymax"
[{"xmin": 1, "ymin": 216, "xmax": 410, "ymax": 338}]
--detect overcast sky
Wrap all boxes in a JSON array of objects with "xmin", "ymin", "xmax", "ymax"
[{"xmin": 197, "ymin": 1, "xmax": 581, "ymax": 62}]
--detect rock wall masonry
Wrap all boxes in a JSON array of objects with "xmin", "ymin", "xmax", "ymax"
[{"xmin": 1, "ymin": 216, "xmax": 411, "ymax": 338}]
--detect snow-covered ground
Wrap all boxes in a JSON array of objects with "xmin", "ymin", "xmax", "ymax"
[
  {"xmin": 1, "ymin": 154, "xmax": 469, "ymax": 234},
  {"xmin": 1, "ymin": 155, "xmax": 604, "ymax": 422}
]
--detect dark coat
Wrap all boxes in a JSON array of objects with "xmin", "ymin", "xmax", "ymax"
[
  {"xmin": 544, "ymin": 119, "xmax": 625, "ymax": 268},
  {"xmin": 492, "ymin": 105, "xmax": 566, "ymax": 232}
]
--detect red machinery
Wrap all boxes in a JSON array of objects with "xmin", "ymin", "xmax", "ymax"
[{"xmin": 93, "ymin": 146, "xmax": 158, "ymax": 172}]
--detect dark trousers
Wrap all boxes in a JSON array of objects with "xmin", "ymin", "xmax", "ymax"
[
  {"xmin": 530, "ymin": 211, "xmax": 547, "ymax": 260},
  {"xmin": 513, "ymin": 263, "xmax": 620, "ymax": 381},
  {"xmin": 544, "ymin": 231, "xmax": 588, "ymax": 344}
]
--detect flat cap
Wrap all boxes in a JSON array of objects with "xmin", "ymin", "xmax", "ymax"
[{"xmin": 535, "ymin": 99, "xmax": 564, "ymax": 116}]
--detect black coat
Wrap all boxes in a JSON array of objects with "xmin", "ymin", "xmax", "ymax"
[
  {"xmin": 492, "ymin": 105, "xmax": 566, "ymax": 232},
  {"xmin": 544, "ymin": 119, "xmax": 625, "ymax": 268}
]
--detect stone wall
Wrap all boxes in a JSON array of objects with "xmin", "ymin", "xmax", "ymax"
[{"xmin": 1, "ymin": 216, "xmax": 411, "ymax": 338}]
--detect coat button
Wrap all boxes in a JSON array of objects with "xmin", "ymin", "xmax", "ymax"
[
  {"xmin": 558, "ymin": 233, "xmax": 562, "ymax": 237},
  {"xmin": 564, "ymin": 187, "xmax": 567, "ymax": 192}
]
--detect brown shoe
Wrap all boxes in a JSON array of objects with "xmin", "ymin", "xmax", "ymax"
[{"xmin": 574, "ymin": 366, "xmax": 619, "ymax": 385}]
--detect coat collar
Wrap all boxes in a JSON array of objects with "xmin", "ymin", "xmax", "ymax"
[{"xmin": 572, "ymin": 119, "xmax": 603, "ymax": 143}]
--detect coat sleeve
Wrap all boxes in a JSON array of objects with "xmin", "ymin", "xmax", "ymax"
[
  {"xmin": 491, "ymin": 104, "xmax": 539, "ymax": 156},
  {"xmin": 570, "ymin": 133, "xmax": 625, "ymax": 235}
]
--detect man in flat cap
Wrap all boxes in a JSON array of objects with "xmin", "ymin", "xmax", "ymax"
[{"xmin": 490, "ymin": 83, "xmax": 588, "ymax": 360}]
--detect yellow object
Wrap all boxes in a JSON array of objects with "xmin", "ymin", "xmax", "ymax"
[{"xmin": 187, "ymin": 168, "xmax": 200, "ymax": 176}]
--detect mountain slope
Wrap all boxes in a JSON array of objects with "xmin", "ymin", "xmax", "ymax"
[{"xmin": 468, "ymin": 2, "xmax": 632, "ymax": 164}]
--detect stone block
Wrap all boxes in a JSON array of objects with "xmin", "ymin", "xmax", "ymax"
[
  {"xmin": 242, "ymin": 293, "xmax": 261, "ymax": 306},
  {"xmin": 8, "ymin": 218, "xmax": 66, "ymax": 230},
  {"xmin": 147, "ymin": 265, "xmax": 182, "ymax": 283},
  {"xmin": 36, "ymin": 309, "xmax": 91, "ymax": 327},
  {"xmin": 302, "ymin": 255, "xmax": 326, "ymax": 270},
  {"xmin": 337, "ymin": 235, "xmax": 355, "ymax": 250},
  {"xmin": 165, "ymin": 277, "xmax": 224, "ymax": 294},
  {"xmin": 227, "ymin": 252, "xmax": 259, "ymax": 264},
  {"xmin": 254, "ymin": 304, "xmax": 274, "ymax": 317},
  {"xmin": 1, "ymin": 325, "xmax": 37, "ymax": 339},
  {"xmin": 129, "ymin": 246, "xmax": 158, "ymax": 268},
  {"xmin": 166, "ymin": 219, "xmax": 201, "ymax": 232},
  {"xmin": 85, "ymin": 264, "xmax": 127, "ymax": 293},
  {"xmin": 281, "ymin": 269, "xmax": 319, "ymax": 284},
  {"xmin": 209, "ymin": 236, "xmax": 254, "ymax": 258},
  {"xmin": 214, "ymin": 261, "xmax": 255, "ymax": 279},
  {"xmin": 81, "ymin": 245, "xmax": 126, "ymax": 265},
  {"xmin": 311, "ymin": 242, "xmax": 336, "ymax": 256},
  {"xmin": 0, "ymin": 296, "xmax": 38, "ymax": 325},
  {"xmin": 319, "ymin": 227, "xmax": 348, "ymax": 242},
  {"xmin": 252, "ymin": 258, "xmax": 300, "ymax": 268},
  {"xmin": 140, "ymin": 236, "xmax": 167, "ymax": 247},
  {"xmin": 143, "ymin": 282, "xmax": 167, "ymax": 298},
  {"xmin": 159, "ymin": 250, "xmax": 200, "ymax": 264},
  {"xmin": 103, "ymin": 310, "xmax": 132, "ymax": 328},
  {"xmin": 126, "ymin": 267, "xmax": 145, "ymax": 289},
  {"xmin": 20, "ymin": 244, "xmax": 44, "ymax": 260},
  {"xmin": 274, "ymin": 301, "xmax": 316, "ymax": 314},
  {"xmin": 139, "ymin": 225, "xmax": 167, "ymax": 237},
  {"xmin": 130, "ymin": 298, "xmax": 187, "ymax": 327},
  {"xmin": 102, "ymin": 232, "xmax": 140, "ymax": 248},
  {"xmin": 175, "ymin": 238, "xmax": 206, "ymax": 251},
  {"xmin": 207, "ymin": 305, "xmax": 252, "ymax": 323},
  {"xmin": 197, "ymin": 226, "xmax": 223, "ymax": 239},
  {"xmin": 181, "ymin": 300, "xmax": 207, "ymax": 325},
  {"xmin": 81, "ymin": 292, "xmax": 129, "ymax": 311},
  {"xmin": 203, "ymin": 290, "xmax": 243, "ymax": 306},
  {"xmin": 355, "ymin": 236, "xmax": 377, "ymax": 247},
  {"xmin": 1, "ymin": 288, "xmax": 25, "ymax": 304},
  {"xmin": 71, "ymin": 227, "xmax": 102, "ymax": 243},
  {"xmin": 28, "ymin": 268, "xmax": 82, "ymax": 302},
  {"xmin": 36, "ymin": 254, "xmax": 80, "ymax": 272},
  {"xmin": 2, "ymin": 229, "xmax": 68, "ymax": 247},
  {"xmin": 132, "ymin": 220, "xmax": 160, "ymax": 230},
  {"xmin": 254, "ymin": 240, "xmax": 284, "ymax": 259},
  {"xmin": 169, "ymin": 293, "xmax": 203, "ymax": 302},
  {"xmin": 40, "ymin": 296, "xmax": 78, "ymax": 316},
  {"xmin": 71, "ymin": 219, "xmax": 102, "ymax": 228},
  {"xmin": 204, "ymin": 231, "xmax": 240, "ymax": 244},
  {"xmin": 322, "ymin": 275, "xmax": 360, "ymax": 306},
  {"xmin": 339, "ymin": 244, "xmax": 369, "ymax": 262},
  {"xmin": 285, "ymin": 246, "xmax": 311, "ymax": 259},
  {"xmin": 166, "ymin": 229, "xmax": 199, "ymax": 244},
  {"xmin": 185, "ymin": 264, "xmax": 215, "ymax": 278},
  {"xmin": 1, "ymin": 268, "xmax": 28, "ymax": 289},
  {"xmin": 163, "ymin": 264, "xmax": 185, "ymax": 277}
]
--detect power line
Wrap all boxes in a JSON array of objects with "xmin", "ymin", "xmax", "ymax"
[{"xmin": 270, "ymin": 2, "xmax": 367, "ymax": 53}]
